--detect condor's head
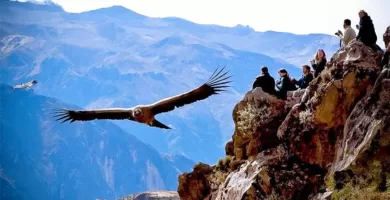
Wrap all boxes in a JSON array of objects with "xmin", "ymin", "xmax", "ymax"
[{"xmin": 131, "ymin": 108, "xmax": 144, "ymax": 120}]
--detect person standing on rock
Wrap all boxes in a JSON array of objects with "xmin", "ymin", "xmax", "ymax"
[
  {"xmin": 292, "ymin": 65, "xmax": 314, "ymax": 89},
  {"xmin": 252, "ymin": 66, "xmax": 276, "ymax": 95},
  {"xmin": 275, "ymin": 68, "xmax": 296, "ymax": 100},
  {"xmin": 310, "ymin": 49, "xmax": 327, "ymax": 78},
  {"xmin": 335, "ymin": 19, "xmax": 357, "ymax": 47},
  {"xmin": 356, "ymin": 10, "xmax": 377, "ymax": 47},
  {"xmin": 384, "ymin": 25, "xmax": 390, "ymax": 48}
]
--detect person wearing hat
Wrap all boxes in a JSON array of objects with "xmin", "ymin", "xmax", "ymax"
[
  {"xmin": 252, "ymin": 66, "xmax": 276, "ymax": 95},
  {"xmin": 276, "ymin": 68, "xmax": 296, "ymax": 100}
]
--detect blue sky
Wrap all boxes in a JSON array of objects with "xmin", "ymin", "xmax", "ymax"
[{"xmin": 26, "ymin": 0, "xmax": 390, "ymax": 48}]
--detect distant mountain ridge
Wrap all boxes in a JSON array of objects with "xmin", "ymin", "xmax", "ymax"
[
  {"xmin": 1, "ymin": 0, "xmax": 339, "ymax": 66},
  {"xmin": 0, "ymin": 84, "xmax": 194, "ymax": 200}
]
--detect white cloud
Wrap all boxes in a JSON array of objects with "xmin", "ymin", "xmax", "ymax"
[{"xmin": 33, "ymin": 0, "xmax": 390, "ymax": 48}]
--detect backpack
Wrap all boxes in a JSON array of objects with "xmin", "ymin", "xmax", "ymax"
[{"xmin": 384, "ymin": 26, "xmax": 390, "ymax": 47}]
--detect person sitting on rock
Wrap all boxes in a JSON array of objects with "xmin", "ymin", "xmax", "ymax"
[
  {"xmin": 310, "ymin": 49, "xmax": 327, "ymax": 78},
  {"xmin": 275, "ymin": 68, "xmax": 296, "ymax": 100},
  {"xmin": 384, "ymin": 25, "xmax": 390, "ymax": 48},
  {"xmin": 252, "ymin": 66, "xmax": 276, "ymax": 95},
  {"xmin": 292, "ymin": 65, "xmax": 314, "ymax": 89},
  {"xmin": 335, "ymin": 19, "xmax": 357, "ymax": 47},
  {"xmin": 356, "ymin": 10, "xmax": 377, "ymax": 47}
]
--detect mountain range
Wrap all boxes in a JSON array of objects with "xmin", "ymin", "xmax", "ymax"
[{"xmin": 0, "ymin": 84, "xmax": 194, "ymax": 200}]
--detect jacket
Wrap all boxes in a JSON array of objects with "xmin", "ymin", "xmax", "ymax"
[
  {"xmin": 252, "ymin": 73, "xmax": 276, "ymax": 95},
  {"xmin": 276, "ymin": 76, "xmax": 296, "ymax": 99},
  {"xmin": 311, "ymin": 58, "xmax": 327, "ymax": 78},
  {"xmin": 293, "ymin": 73, "xmax": 314, "ymax": 89},
  {"xmin": 338, "ymin": 26, "xmax": 357, "ymax": 46},
  {"xmin": 357, "ymin": 15, "xmax": 377, "ymax": 46}
]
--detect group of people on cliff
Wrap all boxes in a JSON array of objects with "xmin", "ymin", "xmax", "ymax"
[
  {"xmin": 335, "ymin": 10, "xmax": 377, "ymax": 48},
  {"xmin": 252, "ymin": 10, "xmax": 390, "ymax": 100},
  {"xmin": 252, "ymin": 49, "xmax": 324, "ymax": 100}
]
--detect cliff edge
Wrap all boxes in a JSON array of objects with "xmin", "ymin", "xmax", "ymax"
[{"xmin": 177, "ymin": 40, "xmax": 390, "ymax": 200}]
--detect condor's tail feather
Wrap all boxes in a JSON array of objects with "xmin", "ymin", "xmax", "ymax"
[{"xmin": 151, "ymin": 119, "xmax": 171, "ymax": 129}]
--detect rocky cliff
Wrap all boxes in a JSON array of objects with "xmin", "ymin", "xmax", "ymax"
[{"xmin": 177, "ymin": 40, "xmax": 390, "ymax": 200}]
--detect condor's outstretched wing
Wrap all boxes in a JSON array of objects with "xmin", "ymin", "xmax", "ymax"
[
  {"xmin": 150, "ymin": 67, "xmax": 231, "ymax": 115},
  {"xmin": 53, "ymin": 108, "xmax": 133, "ymax": 123}
]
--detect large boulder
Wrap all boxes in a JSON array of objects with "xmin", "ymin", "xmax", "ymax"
[
  {"xmin": 177, "ymin": 163, "xmax": 213, "ymax": 200},
  {"xmin": 231, "ymin": 87, "xmax": 288, "ymax": 161}
]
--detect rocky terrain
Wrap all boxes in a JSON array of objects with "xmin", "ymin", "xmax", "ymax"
[
  {"xmin": 119, "ymin": 191, "xmax": 179, "ymax": 200},
  {"xmin": 177, "ymin": 40, "xmax": 390, "ymax": 199}
]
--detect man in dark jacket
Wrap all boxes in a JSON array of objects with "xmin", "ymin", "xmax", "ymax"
[
  {"xmin": 275, "ymin": 68, "xmax": 296, "ymax": 100},
  {"xmin": 356, "ymin": 10, "xmax": 377, "ymax": 46},
  {"xmin": 252, "ymin": 66, "xmax": 276, "ymax": 95},
  {"xmin": 292, "ymin": 65, "xmax": 314, "ymax": 89}
]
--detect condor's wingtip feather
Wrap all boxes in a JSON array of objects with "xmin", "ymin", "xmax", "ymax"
[
  {"xmin": 205, "ymin": 67, "xmax": 232, "ymax": 93},
  {"xmin": 52, "ymin": 109, "xmax": 73, "ymax": 123},
  {"xmin": 209, "ymin": 75, "xmax": 232, "ymax": 85},
  {"xmin": 207, "ymin": 67, "xmax": 230, "ymax": 83},
  {"xmin": 207, "ymin": 67, "xmax": 227, "ymax": 83}
]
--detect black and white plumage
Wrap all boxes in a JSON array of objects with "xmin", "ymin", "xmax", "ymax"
[{"xmin": 13, "ymin": 80, "xmax": 38, "ymax": 89}]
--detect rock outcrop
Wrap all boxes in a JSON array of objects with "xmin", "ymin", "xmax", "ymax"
[
  {"xmin": 118, "ymin": 191, "xmax": 179, "ymax": 200},
  {"xmin": 178, "ymin": 40, "xmax": 389, "ymax": 199}
]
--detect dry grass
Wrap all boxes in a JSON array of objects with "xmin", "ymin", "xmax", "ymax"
[
  {"xmin": 216, "ymin": 156, "xmax": 232, "ymax": 171},
  {"xmin": 236, "ymin": 100, "xmax": 271, "ymax": 134},
  {"xmin": 331, "ymin": 182, "xmax": 390, "ymax": 200},
  {"xmin": 328, "ymin": 159, "xmax": 390, "ymax": 200}
]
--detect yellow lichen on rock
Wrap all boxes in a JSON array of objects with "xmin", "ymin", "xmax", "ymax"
[{"xmin": 313, "ymin": 83, "xmax": 339, "ymax": 125}]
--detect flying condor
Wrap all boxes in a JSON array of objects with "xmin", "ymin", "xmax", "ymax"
[
  {"xmin": 13, "ymin": 80, "xmax": 38, "ymax": 89},
  {"xmin": 53, "ymin": 67, "xmax": 231, "ymax": 129}
]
